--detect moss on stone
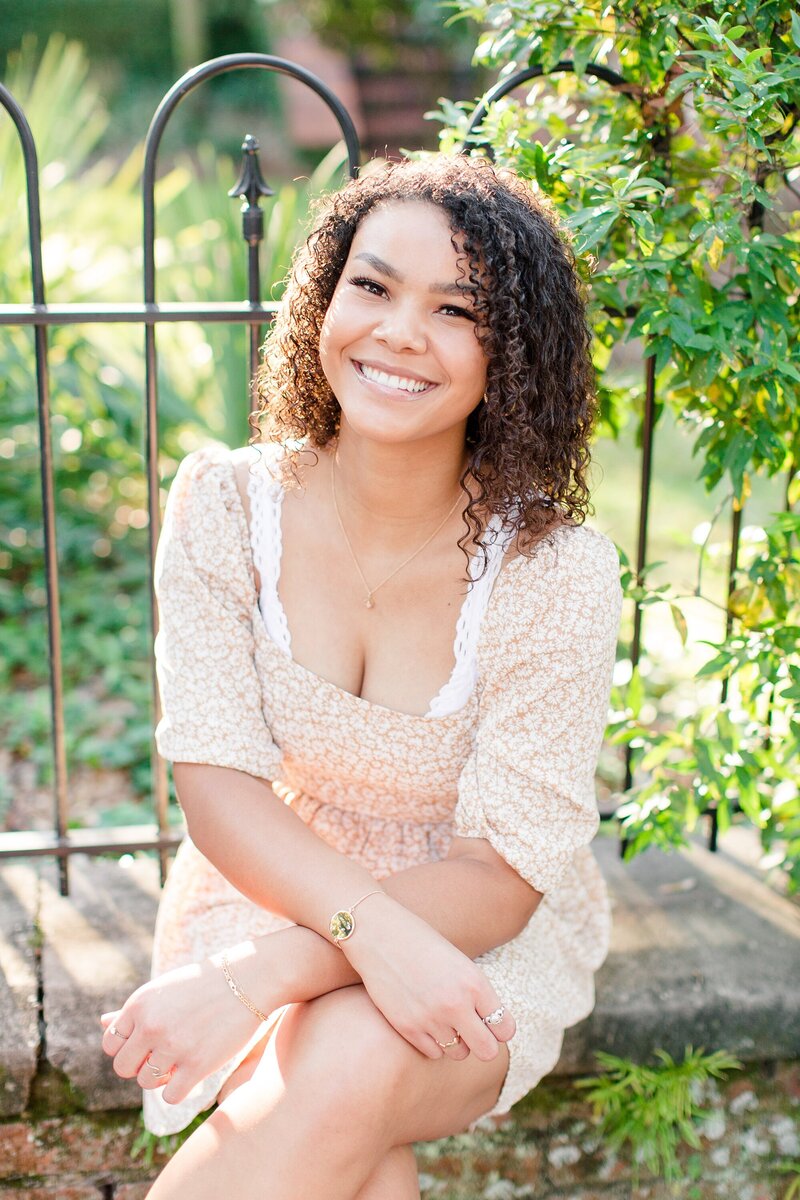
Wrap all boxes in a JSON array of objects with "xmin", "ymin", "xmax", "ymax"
[{"xmin": 26, "ymin": 1060, "xmax": 88, "ymax": 1119}]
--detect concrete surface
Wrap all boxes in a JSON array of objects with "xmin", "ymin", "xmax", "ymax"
[
  {"xmin": 0, "ymin": 864, "xmax": 39, "ymax": 1116},
  {"xmin": 38, "ymin": 857, "xmax": 160, "ymax": 1111},
  {"xmin": 558, "ymin": 832, "xmax": 800, "ymax": 1073},
  {"xmin": 0, "ymin": 829, "xmax": 798, "ymax": 1115}
]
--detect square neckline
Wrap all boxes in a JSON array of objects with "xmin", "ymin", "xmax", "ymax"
[{"xmin": 241, "ymin": 444, "xmax": 513, "ymax": 722}]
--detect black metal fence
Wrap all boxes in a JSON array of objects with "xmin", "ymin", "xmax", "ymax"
[{"xmin": 0, "ymin": 53, "xmax": 749, "ymax": 894}]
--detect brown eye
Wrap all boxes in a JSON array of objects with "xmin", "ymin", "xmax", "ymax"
[
  {"xmin": 440, "ymin": 304, "xmax": 476, "ymax": 321},
  {"xmin": 348, "ymin": 276, "xmax": 386, "ymax": 296}
]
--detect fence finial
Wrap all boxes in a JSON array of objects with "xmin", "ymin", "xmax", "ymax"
[{"xmin": 228, "ymin": 134, "xmax": 274, "ymax": 247}]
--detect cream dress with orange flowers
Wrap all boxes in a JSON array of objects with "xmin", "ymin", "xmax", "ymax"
[{"xmin": 144, "ymin": 444, "xmax": 622, "ymax": 1136}]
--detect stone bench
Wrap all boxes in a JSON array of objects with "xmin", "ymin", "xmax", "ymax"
[{"xmin": 1, "ymin": 830, "xmax": 798, "ymax": 1197}]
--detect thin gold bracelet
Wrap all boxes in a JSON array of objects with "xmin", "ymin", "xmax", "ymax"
[{"xmin": 220, "ymin": 954, "xmax": 270, "ymax": 1024}]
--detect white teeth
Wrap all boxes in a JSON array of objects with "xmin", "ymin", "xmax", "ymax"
[{"xmin": 358, "ymin": 363, "xmax": 432, "ymax": 393}]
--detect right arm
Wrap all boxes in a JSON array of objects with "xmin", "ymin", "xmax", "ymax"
[{"xmin": 176, "ymin": 760, "xmax": 537, "ymax": 965}]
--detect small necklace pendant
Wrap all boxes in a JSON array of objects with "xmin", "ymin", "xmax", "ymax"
[{"xmin": 365, "ymin": 595, "xmax": 375, "ymax": 609}]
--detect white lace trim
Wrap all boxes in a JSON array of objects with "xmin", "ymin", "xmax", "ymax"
[
  {"xmin": 426, "ymin": 515, "xmax": 507, "ymax": 717},
  {"xmin": 247, "ymin": 448, "xmax": 510, "ymax": 719},
  {"xmin": 247, "ymin": 446, "xmax": 292, "ymax": 656}
]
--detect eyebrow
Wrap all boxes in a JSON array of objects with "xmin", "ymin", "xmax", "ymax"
[{"xmin": 353, "ymin": 252, "xmax": 469, "ymax": 298}]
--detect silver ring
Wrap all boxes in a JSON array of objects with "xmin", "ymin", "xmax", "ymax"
[
  {"xmin": 109, "ymin": 1024, "xmax": 128, "ymax": 1040},
  {"xmin": 146, "ymin": 1055, "xmax": 170, "ymax": 1078},
  {"xmin": 481, "ymin": 1006, "xmax": 506, "ymax": 1027},
  {"xmin": 435, "ymin": 1032, "xmax": 461, "ymax": 1050}
]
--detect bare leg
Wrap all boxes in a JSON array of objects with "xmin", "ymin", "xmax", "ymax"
[
  {"xmin": 146, "ymin": 986, "xmax": 507, "ymax": 1200},
  {"xmin": 353, "ymin": 1146, "xmax": 421, "ymax": 1200},
  {"xmin": 216, "ymin": 1022, "xmax": 421, "ymax": 1200}
]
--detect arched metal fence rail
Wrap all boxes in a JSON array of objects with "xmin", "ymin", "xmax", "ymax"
[
  {"xmin": 0, "ymin": 53, "xmax": 763, "ymax": 894},
  {"xmin": 0, "ymin": 55, "xmax": 359, "ymax": 892}
]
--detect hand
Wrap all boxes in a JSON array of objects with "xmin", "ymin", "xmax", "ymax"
[
  {"xmin": 341, "ymin": 894, "xmax": 516, "ymax": 1063},
  {"xmin": 100, "ymin": 941, "xmax": 278, "ymax": 1105}
]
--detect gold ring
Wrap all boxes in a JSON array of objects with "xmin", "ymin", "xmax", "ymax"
[
  {"xmin": 435, "ymin": 1033, "xmax": 461, "ymax": 1050},
  {"xmin": 146, "ymin": 1055, "xmax": 169, "ymax": 1078},
  {"xmin": 109, "ymin": 1024, "xmax": 128, "ymax": 1040}
]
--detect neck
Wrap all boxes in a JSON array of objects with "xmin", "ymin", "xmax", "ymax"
[{"xmin": 331, "ymin": 422, "xmax": 469, "ymax": 538}]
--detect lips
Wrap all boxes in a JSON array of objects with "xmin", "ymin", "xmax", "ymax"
[{"xmin": 354, "ymin": 360, "xmax": 437, "ymax": 395}]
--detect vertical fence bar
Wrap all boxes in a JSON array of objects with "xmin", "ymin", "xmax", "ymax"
[
  {"xmin": 623, "ymin": 352, "xmax": 657, "ymax": 794},
  {"xmin": 228, "ymin": 134, "xmax": 273, "ymax": 429},
  {"xmin": 0, "ymin": 85, "xmax": 70, "ymax": 893},
  {"xmin": 143, "ymin": 321, "xmax": 169, "ymax": 885},
  {"xmin": 34, "ymin": 293, "xmax": 70, "ymax": 895},
  {"xmin": 707, "ymin": 500, "xmax": 743, "ymax": 851},
  {"xmin": 143, "ymin": 119, "xmax": 170, "ymax": 886}
]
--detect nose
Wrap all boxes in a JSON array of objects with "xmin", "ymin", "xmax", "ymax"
[{"xmin": 373, "ymin": 300, "xmax": 427, "ymax": 354}]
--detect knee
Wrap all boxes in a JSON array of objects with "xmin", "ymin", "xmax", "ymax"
[{"xmin": 278, "ymin": 987, "xmax": 414, "ymax": 1116}]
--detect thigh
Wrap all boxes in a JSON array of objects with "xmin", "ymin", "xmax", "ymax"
[
  {"xmin": 257, "ymin": 984, "xmax": 510, "ymax": 1143},
  {"xmin": 354, "ymin": 1145, "xmax": 421, "ymax": 1200}
]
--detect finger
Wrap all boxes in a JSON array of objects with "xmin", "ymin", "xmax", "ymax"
[
  {"xmin": 416, "ymin": 1032, "xmax": 446, "ymax": 1059},
  {"xmin": 160, "ymin": 1067, "xmax": 198, "ymax": 1107},
  {"xmin": 110, "ymin": 1033, "xmax": 152, "ymax": 1079},
  {"xmin": 459, "ymin": 1007, "xmax": 502, "ymax": 1062},
  {"xmin": 137, "ymin": 1054, "xmax": 174, "ymax": 1091},
  {"xmin": 479, "ymin": 1004, "xmax": 516, "ymax": 1044},
  {"xmin": 463, "ymin": 987, "xmax": 514, "ymax": 1058},
  {"xmin": 434, "ymin": 1031, "xmax": 470, "ymax": 1062},
  {"xmin": 101, "ymin": 1014, "xmax": 134, "ymax": 1058},
  {"xmin": 99, "ymin": 1011, "xmax": 117, "ymax": 1028}
]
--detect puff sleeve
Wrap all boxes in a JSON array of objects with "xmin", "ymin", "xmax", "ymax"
[
  {"xmin": 153, "ymin": 445, "xmax": 283, "ymax": 782},
  {"xmin": 454, "ymin": 525, "xmax": 622, "ymax": 895}
]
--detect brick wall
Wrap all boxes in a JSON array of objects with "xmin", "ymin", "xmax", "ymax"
[{"xmin": 2, "ymin": 1061, "xmax": 797, "ymax": 1199}]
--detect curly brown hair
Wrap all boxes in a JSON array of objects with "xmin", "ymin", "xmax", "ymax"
[{"xmin": 252, "ymin": 154, "xmax": 596, "ymax": 574}]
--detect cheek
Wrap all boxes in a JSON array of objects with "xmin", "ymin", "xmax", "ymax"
[
  {"xmin": 465, "ymin": 337, "xmax": 489, "ymax": 392},
  {"xmin": 318, "ymin": 311, "xmax": 339, "ymax": 383},
  {"xmin": 318, "ymin": 286, "xmax": 353, "ymax": 368}
]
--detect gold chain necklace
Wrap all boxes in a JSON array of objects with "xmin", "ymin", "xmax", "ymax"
[{"xmin": 331, "ymin": 462, "xmax": 463, "ymax": 609}]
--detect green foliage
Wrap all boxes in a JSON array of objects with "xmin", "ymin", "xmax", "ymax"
[
  {"xmin": 438, "ymin": 0, "xmax": 800, "ymax": 476},
  {"xmin": 437, "ymin": 0, "xmax": 800, "ymax": 889},
  {"xmin": 610, "ymin": 509, "xmax": 800, "ymax": 888},
  {"xmin": 776, "ymin": 1160, "xmax": 800, "ymax": 1200},
  {"xmin": 0, "ymin": 36, "xmax": 347, "ymax": 821},
  {"xmin": 130, "ymin": 1109, "xmax": 210, "ymax": 1166},
  {"xmin": 575, "ymin": 1045, "xmax": 742, "ymax": 1185}
]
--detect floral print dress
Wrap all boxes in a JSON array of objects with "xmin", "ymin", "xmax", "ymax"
[{"xmin": 143, "ymin": 445, "xmax": 622, "ymax": 1136}]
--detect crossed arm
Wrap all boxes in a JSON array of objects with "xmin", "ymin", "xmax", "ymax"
[
  {"xmin": 176, "ymin": 761, "xmax": 542, "ymax": 1017},
  {"xmin": 100, "ymin": 761, "xmax": 540, "ymax": 1103}
]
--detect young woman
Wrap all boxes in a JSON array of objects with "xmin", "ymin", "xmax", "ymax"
[{"xmin": 101, "ymin": 154, "xmax": 622, "ymax": 1200}]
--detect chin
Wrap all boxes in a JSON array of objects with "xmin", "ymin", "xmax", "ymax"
[{"xmin": 339, "ymin": 402, "xmax": 437, "ymax": 446}]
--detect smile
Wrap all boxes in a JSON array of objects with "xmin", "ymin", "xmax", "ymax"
[{"xmin": 354, "ymin": 361, "xmax": 436, "ymax": 395}]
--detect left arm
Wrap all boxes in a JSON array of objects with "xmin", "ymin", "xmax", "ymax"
[{"xmin": 221, "ymin": 836, "xmax": 542, "ymax": 1011}]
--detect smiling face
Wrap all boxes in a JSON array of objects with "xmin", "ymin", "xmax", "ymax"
[{"xmin": 318, "ymin": 200, "xmax": 489, "ymax": 449}]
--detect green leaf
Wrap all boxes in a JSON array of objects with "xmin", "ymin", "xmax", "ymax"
[
  {"xmin": 792, "ymin": 10, "xmax": 800, "ymax": 49},
  {"xmin": 626, "ymin": 668, "xmax": 644, "ymax": 720},
  {"xmin": 670, "ymin": 604, "xmax": 689, "ymax": 646}
]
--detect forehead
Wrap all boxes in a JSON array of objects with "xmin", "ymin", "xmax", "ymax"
[{"xmin": 348, "ymin": 199, "xmax": 467, "ymax": 266}]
